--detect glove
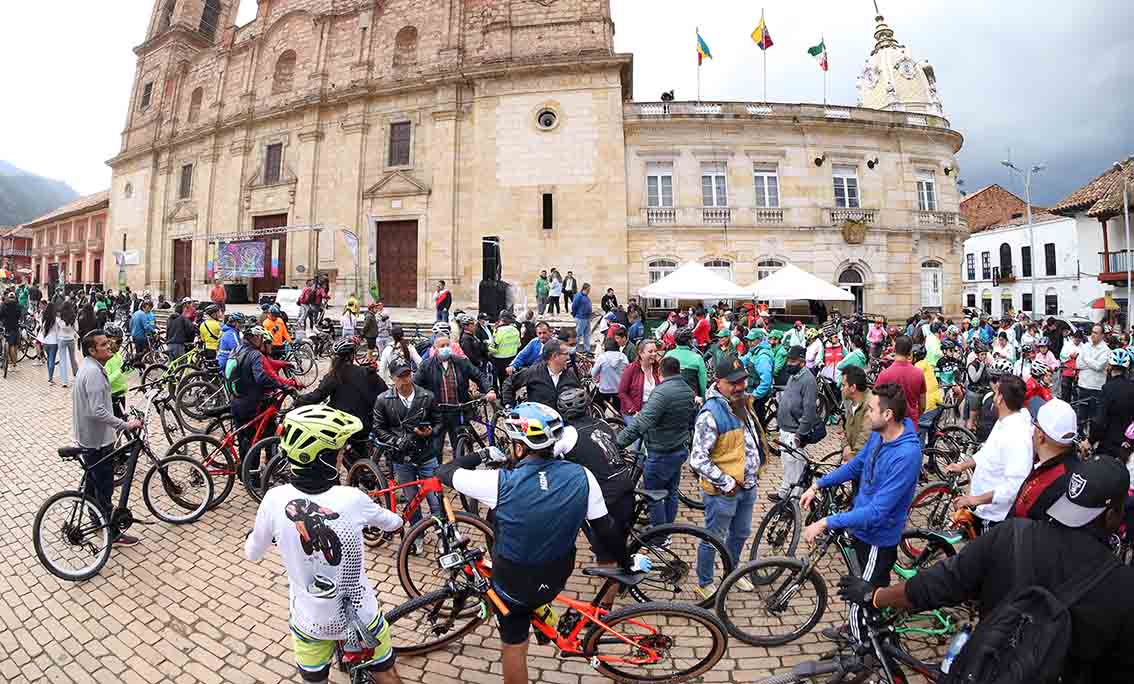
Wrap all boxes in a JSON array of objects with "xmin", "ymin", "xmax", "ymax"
[
  {"xmin": 836, "ymin": 576, "xmax": 875, "ymax": 607},
  {"xmin": 629, "ymin": 554, "xmax": 653, "ymax": 573},
  {"xmin": 482, "ymin": 446, "xmax": 509, "ymax": 465}
]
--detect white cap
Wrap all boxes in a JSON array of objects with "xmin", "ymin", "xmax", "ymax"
[{"xmin": 1035, "ymin": 399, "xmax": 1077, "ymax": 445}]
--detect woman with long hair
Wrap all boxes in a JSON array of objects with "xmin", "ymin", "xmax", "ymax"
[
  {"xmin": 56, "ymin": 301, "xmax": 79, "ymax": 387},
  {"xmin": 618, "ymin": 339, "xmax": 660, "ymax": 428},
  {"xmin": 40, "ymin": 303, "xmax": 61, "ymax": 383},
  {"xmin": 295, "ymin": 339, "xmax": 388, "ymax": 464},
  {"xmin": 378, "ymin": 325, "xmax": 421, "ymax": 384},
  {"xmin": 77, "ymin": 303, "xmax": 97, "ymax": 339}
]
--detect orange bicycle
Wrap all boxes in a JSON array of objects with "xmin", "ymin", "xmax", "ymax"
[{"xmin": 384, "ymin": 489, "xmax": 729, "ymax": 683}]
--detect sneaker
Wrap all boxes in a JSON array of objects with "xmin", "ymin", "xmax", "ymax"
[
  {"xmin": 694, "ymin": 583, "xmax": 717, "ymax": 601},
  {"xmin": 735, "ymin": 576, "xmax": 755, "ymax": 592},
  {"xmin": 113, "ymin": 534, "xmax": 141, "ymax": 547},
  {"xmin": 410, "ymin": 538, "xmax": 424, "ymax": 557},
  {"xmin": 61, "ymin": 383, "xmax": 69, "ymax": 388}
]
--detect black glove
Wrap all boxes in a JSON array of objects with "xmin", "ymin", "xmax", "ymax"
[{"xmin": 837, "ymin": 576, "xmax": 875, "ymax": 607}]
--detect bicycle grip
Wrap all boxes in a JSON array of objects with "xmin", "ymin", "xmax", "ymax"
[{"xmin": 486, "ymin": 588, "xmax": 510, "ymax": 616}]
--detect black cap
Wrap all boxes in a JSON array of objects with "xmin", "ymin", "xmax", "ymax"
[
  {"xmin": 715, "ymin": 354, "xmax": 748, "ymax": 383},
  {"xmin": 389, "ymin": 360, "xmax": 412, "ymax": 377},
  {"xmin": 787, "ymin": 345, "xmax": 807, "ymax": 361},
  {"xmin": 1047, "ymin": 457, "xmax": 1130, "ymax": 528}
]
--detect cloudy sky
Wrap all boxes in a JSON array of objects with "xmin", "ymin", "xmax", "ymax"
[{"xmin": 1, "ymin": 0, "xmax": 1130, "ymax": 206}]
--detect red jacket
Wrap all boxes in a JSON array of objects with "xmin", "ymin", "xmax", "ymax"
[
  {"xmin": 618, "ymin": 362, "xmax": 661, "ymax": 416},
  {"xmin": 262, "ymin": 356, "xmax": 298, "ymax": 387},
  {"xmin": 692, "ymin": 318, "xmax": 710, "ymax": 347}
]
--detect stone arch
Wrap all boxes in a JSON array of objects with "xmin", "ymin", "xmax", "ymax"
[
  {"xmin": 187, "ymin": 87, "xmax": 204, "ymax": 123},
  {"xmin": 272, "ymin": 50, "xmax": 296, "ymax": 94},
  {"xmin": 394, "ymin": 26, "xmax": 419, "ymax": 66}
]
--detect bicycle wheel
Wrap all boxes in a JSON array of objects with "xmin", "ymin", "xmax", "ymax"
[
  {"xmin": 895, "ymin": 529, "xmax": 956, "ymax": 573},
  {"xmin": 33, "ymin": 490, "xmax": 112, "ymax": 582},
  {"xmin": 141, "ymin": 363, "xmax": 168, "ymax": 388},
  {"xmin": 924, "ymin": 447, "xmax": 961, "ymax": 480},
  {"xmin": 176, "ymin": 380, "xmax": 229, "ymax": 431},
  {"xmin": 938, "ymin": 426, "xmax": 979, "ymax": 459},
  {"xmin": 902, "ymin": 482, "xmax": 955, "ymax": 557},
  {"xmin": 715, "ymin": 557, "xmax": 827, "ymax": 647},
  {"xmin": 241, "ymin": 436, "xmax": 281, "ymax": 503},
  {"xmin": 628, "ymin": 523, "xmax": 734, "ymax": 608},
  {"xmin": 165, "ymin": 434, "xmax": 236, "ymax": 508},
  {"xmin": 748, "ymin": 500, "xmax": 802, "ymax": 583},
  {"xmin": 397, "ymin": 512, "xmax": 495, "ymax": 601},
  {"xmin": 291, "ymin": 345, "xmax": 318, "ymax": 382},
  {"xmin": 142, "ymin": 456, "xmax": 213, "ymax": 523},
  {"xmin": 345, "ymin": 459, "xmax": 395, "ymax": 548},
  {"xmin": 676, "ymin": 467, "xmax": 705, "ymax": 511},
  {"xmin": 384, "ymin": 589, "xmax": 490, "ymax": 656},
  {"xmin": 157, "ymin": 400, "xmax": 189, "ymax": 445},
  {"xmin": 260, "ymin": 452, "xmax": 295, "ymax": 497},
  {"xmin": 582, "ymin": 601, "xmax": 729, "ymax": 683}
]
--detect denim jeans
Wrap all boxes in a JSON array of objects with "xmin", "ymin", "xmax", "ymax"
[
  {"xmin": 697, "ymin": 486, "xmax": 757, "ymax": 587},
  {"xmin": 575, "ymin": 318, "xmax": 589, "ymax": 353},
  {"xmin": 57, "ymin": 338, "xmax": 77, "ymax": 384},
  {"xmin": 44, "ymin": 343, "xmax": 58, "ymax": 382},
  {"xmin": 81, "ymin": 445, "xmax": 116, "ymax": 516},
  {"xmin": 436, "ymin": 309, "xmax": 449, "ymax": 323},
  {"xmin": 642, "ymin": 448, "xmax": 687, "ymax": 527},
  {"xmin": 394, "ymin": 458, "xmax": 442, "ymax": 526},
  {"xmin": 536, "ymin": 296, "xmax": 547, "ymax": 315},
  {"xmin": 918, "ymin": 408, "xmax": 941, "ymax": 448}
]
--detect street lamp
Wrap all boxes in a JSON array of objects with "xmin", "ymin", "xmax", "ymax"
[
  {"xmin": 1002, "ymin": 160, "xmax": 1045, "ymax": 319},
  {"xmin": 1112, "ymin": 161, "xmax": 1131, "ymax": 331}
]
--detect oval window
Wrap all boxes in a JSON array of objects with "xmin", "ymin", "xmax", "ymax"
[{"xmin": 536, "ymin": 109, "xmax": 558, "ymax": 130}]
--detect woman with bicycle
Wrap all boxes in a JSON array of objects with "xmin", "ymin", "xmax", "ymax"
[
  {"xmin": 295, "ymin": 339, "xmax": 388, "ymax": 464},
  {"xmin": 246, "ymin": 405, "xmax": 406, "ymax": 684}
]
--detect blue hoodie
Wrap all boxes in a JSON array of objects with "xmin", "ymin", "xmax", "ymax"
[
  {"xmin": 742, "ymin": 342, "xmax": 774, "ymax": 399},
  {"xmin": 816, "ymin": 417, "xmax": 922, "ymax": 547},
  {"xmin": 217, "ymin": 324, "xmax": 240, "ymax": 369}
]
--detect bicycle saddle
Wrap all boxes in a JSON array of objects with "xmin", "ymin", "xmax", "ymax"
[
  {"xmin": 634, "ymin": 489, "xmax": 668, "ymax": 504},
  {"xmin": 57, "ymin": 447, "xmax": 90, "ymax": 461},
  {"xmin": 202, "ymin": 405, "xmax": 231, "ymax": 418},
  {"xmin": 582, "ymin": 567, "xmax": 646, "ymax": 587}
]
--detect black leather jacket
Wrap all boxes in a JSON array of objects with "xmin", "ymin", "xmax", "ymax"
[
  {"xmin": 372, "ymin": 385, "xmax": 442, "ymax": 464},
  {"xmin": 296, "ymin": 364, "xmax": 387, "ymax": 438},
  {"xmin": 501, "ymin": 360, "xmax": 582, "ymax": 408}
]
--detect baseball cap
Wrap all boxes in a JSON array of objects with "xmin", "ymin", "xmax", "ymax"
[
  {"xmin": 715, "ymin": 328, "xmax": 731, "ymax": 338},
  {"xmin": 715, "ymin": 354, "xmax": 748, "ymax": 383},
  {"xmin": 1046, "ymin": 457, "xmax": 1130, "ymax": 528},
  {"xmin": 787, "ymin": 345, "xmax": 807, "ymax": 361},
  {"xmin": 746, "ymin": 328, "xmax": 765, "ymax": 341},
  {"xmin": 1034, "ymin": 399, "xmax": 1077, "ymax": 446},
  {"xmin": 389, "ymin": 360, "xmax": 412, "ymax": 377},
  {"xmin": 769, "ymin": 330, "xmax": 784, "ymax": 340}
]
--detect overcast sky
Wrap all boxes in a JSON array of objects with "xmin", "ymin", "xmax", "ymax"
[{"xmin": 1, "ymin": 0, "xmax": 1130, "ymax": 206}]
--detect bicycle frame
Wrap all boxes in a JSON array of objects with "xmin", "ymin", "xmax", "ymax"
[
  {"xmin": 214, "ymin": 396, "xmax": 286, "ymax": 461},
  {"xmin": 361, "ymin": 475, "xmax": 442, "ymax": 527}
]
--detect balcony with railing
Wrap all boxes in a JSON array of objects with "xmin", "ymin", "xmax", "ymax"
[
  {"xmin": 828, "ymin": 208, "xmax": 876, "ymax": 224},
  {"xmin": 645, "ymin": 207, "xmax": 676, "ymax": 225},
  {"xmin": 86, "ymin": 239, "xmax": 103, "ymax": 251},
  {"xmin": 702, "ymin": 207, "xmax": 731, "ymax": 224},
  {"xmin": 1099, "ymin": 251, "xmax": 1133, "ymax": 285},
  {"xmin": 917, "ymin": 211, "xmax": 961, "ymax": 227},
  {"xmin": 0, "ymin": 246, "xmax": 32, "ymax": 257},
  {"xmin": 992, "ymin": 265, "xmax": 1016, "ymax": 286}
]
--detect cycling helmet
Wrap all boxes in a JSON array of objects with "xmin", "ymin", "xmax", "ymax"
[
  {"xmin": 244, "ymin": 324, "xmax": 266, "ymax": 340},
  {"xmin": 941, "ymin": 339, "xmax": 957, "ymax": 351},
  {"xmin": 260, "ymin": 328, "xmax": 274, "ymax": 345},
  {"xmin": 269, "ymin": 305, "xmax": 281, "ymax": 315},
  {"xmin": 557, "ymin": 387, "xmax": 590, "ymax": 419},
  {"xmin": 805, "ymin": 327, "xmax": 819, "ymax": 340},
  {"xmin": 1036, "ymin": 337, "xmax": 1050, "ymax": 347},
  {"xmin": 1020, "ymin": 344, "xmax": 1033, "ymax": 355},
  {"xmin": 281, "ymin": 405, "xmax": 363, "ymax": 466},
  {"xmin": 911, "ymin": 345, "xmax": 927, "ymax": 362},
  {"xmin": 333, "ymin": 338, "xmax": 357, "ymax": 357},
  {"xmin": 971, "ymin": 339, "xmax": 990, "ymax": 354},
  {"xmin": 947, "ymin": 325, "xmax": 959, "ymax": 335},
  {"xmin": 203, "ymin": 304, "xmax": 219, "ymax": 316},
  {"xmin": 224, "ymin": 313, "xmax": 243, "ymax": 326},
  {"xmin": 103, "ymin": 323, "xmax": 123, "ymax": 339},
  {"xmin": 1110, "ymin": 348, "xmax": 1132, "ymax": 369},
  {"xmin": 1031, "ymin": 359, "xmax": 1052, "ymax": 380},
  {"xmin": 456, "ymin": 313, "xmax": 475, "ymax": 327},
  {"xmin": 988, "ymin": 357, "xmax": 1014, "ymax": 377},
  {"xmin": 502, "ymin": 402, "xmax": 566, "ymax": 451},
  {"xmin": 432, "ymin": 321, "xmax": 451, "ymax": 337}
]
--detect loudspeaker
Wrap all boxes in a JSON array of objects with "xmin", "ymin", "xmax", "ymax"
[
  {"xmin": 482, "ymin": 236, "xmax": 501, "ymax": 282},
  {"xmin": 542, "ymin": 193, "xmax": 553, "ymax": 230},
  {"xmin": 479, "ymin": 279, "xmax": 509, "ymax": 318}
]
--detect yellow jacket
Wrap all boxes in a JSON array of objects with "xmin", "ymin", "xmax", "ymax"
[{"xmin": 199, "ymin": 319, "xmax": 222, "ymax": 351}]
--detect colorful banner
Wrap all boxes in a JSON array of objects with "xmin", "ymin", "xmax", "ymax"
[
  {"xmin": 205, "ymin": 242, "xmax": 215, "ymax": 281},
  {"xmin": 217, "ymin": 240, "xmax": 266, "ymax": 278},
  {"xmin": 271, "ymin": 238, "xmax": 280, "ymax": 278}
]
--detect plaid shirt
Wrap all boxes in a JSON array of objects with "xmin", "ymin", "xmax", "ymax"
[{"xmin": 438, "ymin": 361, "xmax": 459, "ymax": 404}]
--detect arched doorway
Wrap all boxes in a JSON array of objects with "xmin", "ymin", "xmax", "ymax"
[{"xmin": 838, "ymin": 266, "xmax": 865, "ymax": 314}]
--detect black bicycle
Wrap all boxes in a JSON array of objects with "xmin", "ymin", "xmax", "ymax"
[{"xmin": 32, "ymin": 386, "xmax": 214, "ymax": 581}]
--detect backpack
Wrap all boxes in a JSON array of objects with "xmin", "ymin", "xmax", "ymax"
[
  {"xmin": 939, "ymin": 521, "xmax": 1117, "ymax": 684},
  {"xmin": 298, "ymin": 287, "xmax": 311, "ymax": 305}
]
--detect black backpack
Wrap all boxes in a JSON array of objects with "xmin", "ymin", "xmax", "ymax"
[{"xmin": 940, "ymin": 521, "xmax": 1117, "ymax": 684}]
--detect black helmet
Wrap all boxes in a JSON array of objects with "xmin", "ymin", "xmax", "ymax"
[
  {"xmin": 557, "ymin": 387, "xmax": 590, "ymax": 419},
  {"xmin": 911, "ymin": 345, "xmax": 927, "ymax": 362},
  {"xmin": 203, "ymin": 303, "xmax": 219, "ymax": 316},
  {"xmin": 333, "ymin": 338, "xmax": 357, "ymax": 357}
]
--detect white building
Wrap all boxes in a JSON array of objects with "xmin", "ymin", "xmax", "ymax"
[{"xmin": 962, "ymin": 212, "xmax": 1107, "ymax": 319}]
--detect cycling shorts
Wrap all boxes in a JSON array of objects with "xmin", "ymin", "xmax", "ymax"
[{"xmin": 290, "ymin": 613, "xmax": 395, "ymax": 681}]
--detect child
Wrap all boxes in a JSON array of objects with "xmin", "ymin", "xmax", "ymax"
[{"xmin": 105, "ymin": 325, "xmax": 132, "ymax": 419}]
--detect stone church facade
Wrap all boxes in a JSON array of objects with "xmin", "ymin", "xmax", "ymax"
[{"xmin": 108, "ymin": 0, "xmax": 964, "ymax": 317}]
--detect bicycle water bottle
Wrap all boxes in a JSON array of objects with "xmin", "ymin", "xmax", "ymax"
[{"xmin": 940, "ymin": 626, "xmax": 971, "ymax": 674}]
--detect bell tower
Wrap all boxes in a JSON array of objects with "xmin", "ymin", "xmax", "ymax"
[
  {"xmin": 855, "ymin": 2, "xmax": 944, "ymax": 115},
  {"xmin": 145, "ymin": 0, "xmax": 240, "ymax": 44}
]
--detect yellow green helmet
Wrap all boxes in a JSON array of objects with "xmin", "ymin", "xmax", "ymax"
[{"xmin": 281, "ymin": 405, "xmax": 362, "ymax": 465}]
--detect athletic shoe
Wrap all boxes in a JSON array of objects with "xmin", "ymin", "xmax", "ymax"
[
  {"xmin": 113, "ymin": 534, "xmax": 141, "ymax": 547},
  {"xmin": 735, "ymin": 576, "xmax": 755, "ymax": 592},
  {"xmin": 694, "ymin": 583, "xmax": 717, "ymax": 601}
]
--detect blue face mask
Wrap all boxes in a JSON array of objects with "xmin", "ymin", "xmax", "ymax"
[{"xmin": 438, "ymin": 347, "xmax": 452, "ymax": 360}]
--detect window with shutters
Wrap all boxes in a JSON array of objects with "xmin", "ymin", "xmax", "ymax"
[
  {"xmin": 701, "ymin": 163, "xmax": 728, "ymax": 207},
  {"xmin": 1021, "ymin": 245, "xmax": 1033, "ymax": 277},
  {"xmin": 753, "ymin": 163, "xmax": 780, "ymax": 208},
  {"xmin": 187, "ymin": 87, "xmax": 203, "ymax": 124},
  {"xmin": 388, "ymin": 122, "xmax": 412, "ymax": 167},
  {"xmin": 272, "ymin": 51, "xmax": 296, "ymax": 94},
  {"xmin": 199, "ymin": 0, "xmax": 221, "ymax": 40},
  {"xmin": 1045, "ymin": 243, "xmax": 1057, "ymax": 276},
  {"xmin": 999, "ymin": 243, "xmax": 1013, "ymax": 276},
  {"xmin": 264, "ymin": 143, "xmax": 283, "ymax": 184},
  {"xmin": 140, "ymin": 82, "xmax": 154, "ymax": 111},
  {"xmin": 981, "ymin": 251, "xmax": 991, "ymax": 280},
  {"xmin": 921, "ymin": 259, "xmax": 943, "ymax": 309},
  {"xmin": 646, "ymin": 162, "xmax": 673, "ymax": 208},
  {"xmin": 647, "ymin": 259, "xmax": 678, "ymax": 309},
  {"xmin": 916, "ymin": 169, "xmax": 937, "ymax": 211},
  {"xmin": 966, "ymin": 253, "xmax": 975, "ymax": 281},
  {"xmin": 178, "ymin": 164, "xmax": 193, "ymax": 199},
  {"xmin": 966, "ymin": 293, "xmax": 976, "ymax": 309},
  {"xmin": 833, "ymin": 164, "xmax": 860, "ymax": 208}
]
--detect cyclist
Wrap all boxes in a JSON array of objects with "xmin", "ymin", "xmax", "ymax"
[
  {"xmin": 246, "ymin": 405, "xmax": 405, "ymax": 684},
  {"xmin": 102, "ymin": 323, "xmax": 131, "ymax": 419},
  {"xmin": 199, "ymin": 304, "xmax": 223, "ymax": 361},
  {"xmin": 264, "ymin": 305, "xmax": 292, "ymax": 359},
  {"xmin": 664, "ymin": 329, "xmax": 708, "ymax": 398},
  {"xmin": 226, "ymin": 324, "xmax": 296, "ymax": 462},
  {"xmin": 165, "ymin": 301, "xmax": 197, "ymax": 361},
  {"xmin": 129, "ymin": 299, "xmax": 155, "ymax": 359},
  {"xmin": 912, "ymin": 344, "xmax": 941, "ymax": 447},
  {"xmin": 296, "ymin": 339, "xmax": 387, "ymax": 464},
  {"xmin": 1089, "ymin": 348, "xmax": 1134, "ymax": 461},
  {"xmin": 1010, "ymin": 398, "xmax": 1078, "ymax": 520},
  {"xmin": 1025, "ymin": 359, "xmax": 1054, "ymax": 412},
  {"xmin": 216, "ymin": 313, "xmax": 242, "ymax": 371},
  {"xmin": 501, "ymin": 339, "xmax": 581, "ymax": 409},
  {"xmin": 436, "ymin": 402, "xmax": 644, "ymax": 684}
]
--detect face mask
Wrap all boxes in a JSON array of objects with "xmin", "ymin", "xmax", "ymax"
[
  {"xmin": 438, "ymin": 347, "xmax": 452, "ymax": 361},
  {"xmin": 784, "ymin": 364, "xmax": 803, "ymax": 377}
]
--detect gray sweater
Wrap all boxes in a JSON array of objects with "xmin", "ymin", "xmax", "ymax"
[
  {"xmin": 616, "ymin": 375, "xmax": 697, "ymax": 453},
  {"xmin": 72, "ymin": 357, "xmax": 127, "ymax": 448},
  {"xmin": 777, "ymin": 367, "xmax": 818, "ymax": 436}
]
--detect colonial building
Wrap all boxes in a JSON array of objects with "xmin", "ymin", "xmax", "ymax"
[
  {"xmin": 25, "ymin": 191, "xmax": 110, "ymax": 288},
  {"xmin": 960, "ymin": 184, "xmax": 1041, "ymax": 234},
  {"xmin": 107, "ymin": 0, "xmax": 964, "ymax": 317},
  {"xmin": 0, "ymin": 227, "xmax": 33, "ymax": 280}
]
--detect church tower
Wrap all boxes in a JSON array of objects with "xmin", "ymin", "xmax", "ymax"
[{"xmin": 855, "ymin": 4, "xmax": 943, "ymax": 115}]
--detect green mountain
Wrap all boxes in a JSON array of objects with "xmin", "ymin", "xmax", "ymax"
[{"xmin": 0, "ymin": 161, "xmax": 79, "ymax": 225}]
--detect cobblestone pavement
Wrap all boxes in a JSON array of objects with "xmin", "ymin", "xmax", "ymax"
[{"xmin": 0, "ymin": 358, "xmax": 865, "ymax": 684}]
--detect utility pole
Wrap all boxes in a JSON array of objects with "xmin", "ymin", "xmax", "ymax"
[
  {"xmin": 1002, "ymin": 160, "xmax": 1045, "ymax": 319},
  {"xmin": 1113, "ymin": 161, "xmax": 1131, "ymax": 331}
]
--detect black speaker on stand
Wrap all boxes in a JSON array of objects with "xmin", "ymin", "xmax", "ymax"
[{"xmin": 479, "ymin": 236, "xmax": 509, "ymax": 317}]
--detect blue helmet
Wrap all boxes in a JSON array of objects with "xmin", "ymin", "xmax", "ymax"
[
  {"xmin": 502, "ymin": 403, "xmax": 566, "ymax": 451},
  {"xmin": 1110, "ymin": 348, "xmax": 1131, "ymax": 369}
]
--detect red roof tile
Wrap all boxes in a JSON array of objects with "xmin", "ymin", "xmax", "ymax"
[
  {"xmin": 23, "ymin": 190, "xmax": 110, "ymax": 229},
  {"xmin": 1052, "ymin": 157, "xmax": 1134, "ymax": 218}
]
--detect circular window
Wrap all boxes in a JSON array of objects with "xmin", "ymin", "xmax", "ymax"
[
  {"xmin": 124, "ymin": 182, "xmax": 133, "ymax": 199},
  {"xmin": 536, "ymin": 109, "xmax": 558, "ymax": 130}
]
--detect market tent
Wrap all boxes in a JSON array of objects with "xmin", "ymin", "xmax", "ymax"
[
  {"xmin": 746, "ymin": 263, "xmax": 855, "ymax": 302},
  {"xmin": 638, "ymin": 262, "xmax": 752, "ymax": 300}
]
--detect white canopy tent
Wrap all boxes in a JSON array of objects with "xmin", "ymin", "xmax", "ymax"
[
  {"xmin": 746, "ymin": 263, "xmax": 856, "ymax": 302},
  {"xmin": 638, "ymin": 262, "xmax": 752, "ymax": 300}
]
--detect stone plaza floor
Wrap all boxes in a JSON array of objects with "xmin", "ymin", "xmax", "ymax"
[{"xmin": 0, "ymin": 357, "xmax": 864, "ymax": 683}]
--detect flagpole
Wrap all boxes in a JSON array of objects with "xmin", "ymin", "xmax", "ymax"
[
  {"xmin": 696, "ymin": 26, "xmax": 701, "ymax": 102},
  {"xmin": 761, "ymin": 9, "xmax": 767, "ymax": 102},
  {"xmin": 822, "ymin": 34, "xmax": 827, "ymax": 105}
]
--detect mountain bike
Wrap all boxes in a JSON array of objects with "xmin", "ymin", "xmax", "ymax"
[
  {"xmin": 445, "ymin": 397, "xmax": 512, "ymax": 514},
  {"xmin": 0, "ymin": 326, "xmax": 9, "ymax": 378},
  {"xmin": 32, "ymin": 388, "xmax": 213, "ymax": 581},
  {"xmin": 385, "ymin": 496, "xmax": 730, "ymax": 683},
  {"xmin": 174, "ymin": 366, "xmax": 231, "ymax": 432}
]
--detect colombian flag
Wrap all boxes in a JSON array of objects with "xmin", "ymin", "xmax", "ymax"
[
  {"xmin": 697, "ymin": 30, "xmax": 712, "ymax": 65},
  {"xmin": 751, "ymin": 17, "xmax": 773, "ymax": 50}
]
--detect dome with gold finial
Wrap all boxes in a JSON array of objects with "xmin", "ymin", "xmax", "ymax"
[{"xmin": 856, "ymin": 2, "xmax": 943, "ymax": 116}]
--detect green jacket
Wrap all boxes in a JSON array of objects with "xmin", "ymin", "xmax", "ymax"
[
  {"xmin": 616, "ymin": 375, "xmax": 697, "ymax": 453},
  {"xmin": 105, "ymin": 352, "xmax": 130, "ymax": 397},
  {"xmin": 773, "ymin": 344, "xmax": 789, "ymax": 376},
  {"xmin": 535, "ymin": 277, "xmax": 549, "ymax": 299},
  {"xmin": 17, "ymin": 286, "xmax": 28, "ymax": 308},
  {"xmin": 837, "ymin": 348, "xmax": 867, "ymax": 371},
  {"xmin": 490, "ymin": 324, "xmax": 521, "ymax": 359},
  {"xmin": 665, "ymin": 345, "xmax": 708, "ymax": 396},
  {"xmin": 707, "ymin": 343, "xmax": 734, "ymax": 369}
]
